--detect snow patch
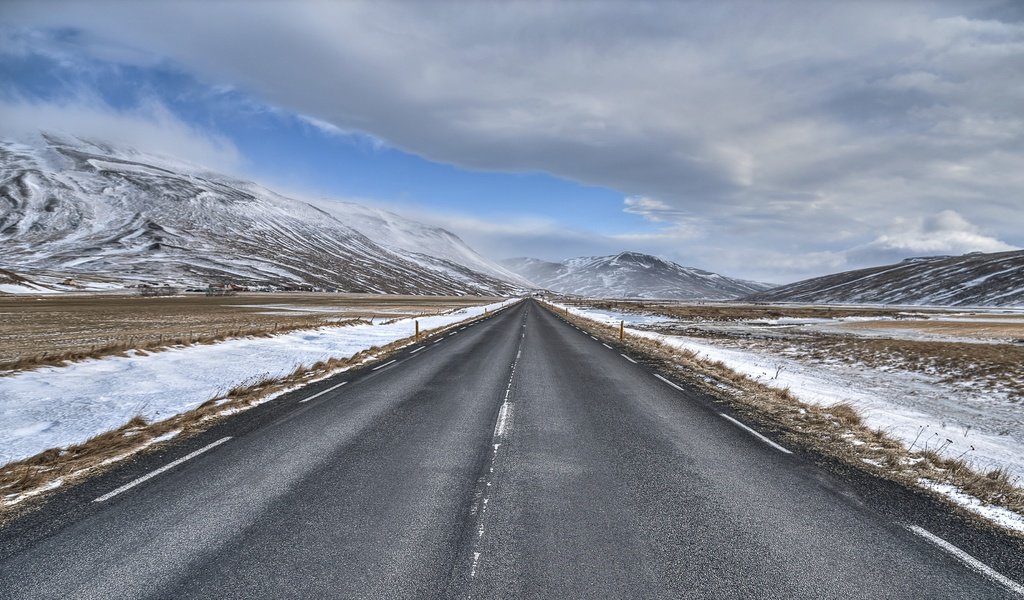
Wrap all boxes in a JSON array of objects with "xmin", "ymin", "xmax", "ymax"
[
  {"xmin": 0, "ymin": 299, "xmax": 517, "ymax": 466},
  {"xmin": 919, "ymin": 480, "xmax": 1024, "ymax": 534}
]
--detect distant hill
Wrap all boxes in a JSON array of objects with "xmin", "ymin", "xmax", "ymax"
[
  {"xmin": 0, "ymin": 134, "xmax": 525, "ymax": 296},
  {"xmin": 746, "ymin": 250, "xmax": 1024, "ymax": 307},
  {"xmin": 501, "ymin": 252, "xmax": 773, "ymax": 300}
]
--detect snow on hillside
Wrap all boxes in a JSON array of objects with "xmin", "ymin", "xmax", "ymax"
[
  {"xmin": 502, "ymin": 252, "xmax": 772, "ymax": 300},
  {"xmin": 308, "ymin": 199, "xmax": 534, "ymax": 287},
  {"xmin": 748, "ymin": 251, "xmax": 1024, "ymax": 307},
  {"xmin": 0, "ymin": 134, "xmax": 524, "ymax": 296}
]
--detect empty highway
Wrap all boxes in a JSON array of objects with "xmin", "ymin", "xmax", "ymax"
[{"xmin": 1, "ymin": 299, "xmax": 1021, "ymax": 598}]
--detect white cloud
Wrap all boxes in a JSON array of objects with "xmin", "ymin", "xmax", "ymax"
[
  {"xmin": 3, "ymin": 1, "xmax": 1023, "ymax": 281},
  {"xmin": 360, "ymin": 203, "xmax": 623, "ymax": 262},
  {"xmin": 0, "ymin": 98, "xmax": 241, "ymax": 172},
  {"xmin": 621, "ymin": 196, "xmax": 705, "ymax": 240},
  {"xmin": 623, "ymin": 196, "xmax": 676, "ymax": 221},
  {"xmin": 851, "ymin": 210, "xmax": 1017, "ymax": 264}
]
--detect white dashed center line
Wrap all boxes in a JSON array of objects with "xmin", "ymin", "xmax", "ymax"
[
  {"xmin": 466, "ymin": 315, "xmax": 526, "ymax": 580},
  {"xmin": 621, "ymin": 354, "xmax": 637, "ymax": 364},
  {"xmin": 372, "ymin": 359, "xmax": 397, "ymax": 371}
]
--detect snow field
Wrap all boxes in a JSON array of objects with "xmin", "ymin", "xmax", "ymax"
[
  {"xmin": 551, "ymin": 301, "xmax": 1024, "ymax": 531},
  {"xmin": 0, "ymin": 299, "xmax": 517, "ymax": 466}
]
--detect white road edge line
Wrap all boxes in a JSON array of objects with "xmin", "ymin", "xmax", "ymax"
[
  {"xmin": 654, "ymin": 373, "xmax": 684, "ymax": 392},
  {"xmin": 410, "ymin": 346, "xmax": 425, "ymax": 354},
  {"xmin": 94, "ymin": 437, "xmax": 231, "ymax": 502},
  {"xmin": 300, "ymin": 380, "xmax": 348, "ymax": 403},
  {"xmin": 719, "ymin": 413, "xmax": 793, "ymax": 454},
  {"xmin": 602, "ymin": 343, "xmax": 612, "ymax": 349},
  {"xmin": 589, "ymin": 335, "xmax": 598, "ymax": 341},
  {"xmin": 373, "ymin": 359, "xmax": 398, "ymax": 371},
  {"xmin": 905, "ymin": 525, "xmax": 1024, "ymax": 596},
  {"xmin": 621, "ymin": 354, "xmax": 637, "ymax": 364}
]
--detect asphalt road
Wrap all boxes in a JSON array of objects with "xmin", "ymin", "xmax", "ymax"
[{"xmin": 1, "ymin": 299, "xmax": 1022, "ymax": 598}]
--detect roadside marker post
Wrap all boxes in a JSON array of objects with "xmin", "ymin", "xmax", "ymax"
[
  {"xmin": 415, "ymin": 320, "xmax": 420, "ymax": 340},
  {"xmin": 620, "ymin": 320, "xmax": 625, "ymax": 341}
]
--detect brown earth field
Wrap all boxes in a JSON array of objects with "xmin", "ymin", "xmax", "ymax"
[
  {"xmin": 574, "ymin": 299, "xmax": 1024, "ymax": 403},
  {"xmin": 663, "ymin": 324, "xmax": 1024, "ymax": 404},
  {"xmin": 573, "ymin": 299, "xmax": 959, "ymax": 322},
  {"xmin": 838, "ymin": 318, "xmax": 1024, "ymax": 340},
  {"xmin": 558, "ymin": 297, "xmax": 1024, "ymax": 403},
  {"xmin": 0, "ymin": 292, "xmax": 499, "ymax": 372}
]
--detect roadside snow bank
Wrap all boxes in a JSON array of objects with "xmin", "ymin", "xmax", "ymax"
[
  {"xmin": 553, "ymin": 301, "xmax": 1024, "ymax": 532},
  {"xmin": 554, "ymin": 302, "xmax": 1023, "ymax": 480},
  {"xmin": 0, "ymin": 299, "xmax": 517, "ymax": 465},
  {"xmin": 920, "ymin": 480, "xmax": 1024, "ymax": 534}
]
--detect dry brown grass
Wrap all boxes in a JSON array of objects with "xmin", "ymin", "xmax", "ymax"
[
  {"xmin": 0, "ymin": 292, "xmax": 497, "ymax": 374},
  {"xmin": 545, "ymin": 301, "xmax": 1024, "ymax": 533},
  {"xmin": 805, "ymin": 337, "xmax": 1024, "ymax": 401},
  {"xmin": 839, "ymin": 318, "xmax": 1024, "ymax": 340},
  {"xmin": 0, "ymin": 302, "xmax": 513, "ymax": 519},
  {"xmin": 0, "ymin": 318, "xmax": 371, "ymax": 373},
  {"xmin": 666, "ymin": 324, "xmax": 1024, "ymax": 403},
  {"xmin": 569, "ymin": 299, "xmax": 934, "ymax": 322}
]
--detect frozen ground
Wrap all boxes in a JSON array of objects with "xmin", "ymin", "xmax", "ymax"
[{"xmin": 0, "ymin": 299, "xmax": 516, "ymax": 466}]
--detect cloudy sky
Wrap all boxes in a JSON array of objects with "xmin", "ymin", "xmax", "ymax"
[{"xmin": 2, "ymin": 1, "xmax": 1022, "ymax": 283}]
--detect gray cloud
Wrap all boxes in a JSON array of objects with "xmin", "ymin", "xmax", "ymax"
[
  {"xmin": 0, "ymin": 98, "xmax": 242, "ymax": 172},
  {"xmin": 847, "ymin": 209, "xmax": 1017, "ymax": 266},
  {"xmin": 352, "ymin": 203, "xmax": 631, "ymax": 264},
  {"xmin": 4, "ymin": 1, "xmax": 1023, "ymax": 282}
]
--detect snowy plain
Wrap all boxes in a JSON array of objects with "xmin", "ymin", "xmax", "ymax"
[
  {"xmin": 556, "ymin": 303, "xmax": 1024, "ymax": 478},
  {"xmin": 552, "ymin": 301, "xmax": 1024, "ymax": 531},
  {"xmin": 0, "ymin": 299, "xmax": 517, "ymax": 466}
]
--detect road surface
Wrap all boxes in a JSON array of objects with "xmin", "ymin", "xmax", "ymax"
[{"xmin": 1, "ymin": 299, "xmax": 1022, "ymax": 598}]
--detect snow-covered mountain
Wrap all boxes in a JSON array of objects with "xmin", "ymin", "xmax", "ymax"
[
  {"xmin": 746, "ymin": 250, "xmax": 1024, "ymax": 307},
  {"xmin": 0, "ymin": 134, "xmax": 524, "ymax": 295},
  {"xmin": 501, "ymin": 252, "xmax": 773, "ymax": 300},
  {"xmin": 308, "ymin": 200, "xmax": 534, "ymax": 287}
]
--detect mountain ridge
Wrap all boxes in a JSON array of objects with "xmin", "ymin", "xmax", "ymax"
[
  {"xmin": 0, "ymin": 134, "xmax": 525, "ymax": 296},
  {"xmin": 306, "ymin": 199, "xmax": 534, "ymax": 288},
  {"xmin": 501, "ymin": 252, "xmax": 772, "ymax": 300},
  {"xmin": 745, "ymin": 250, "xmax": 1024, "ymax": 307}
]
